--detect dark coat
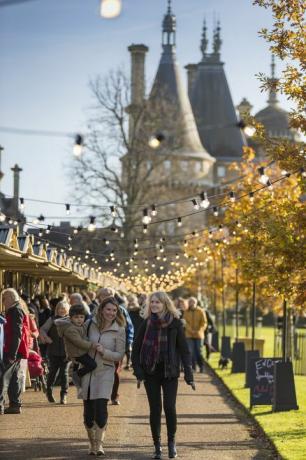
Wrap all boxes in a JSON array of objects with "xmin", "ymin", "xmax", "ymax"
[
  {"xmin": 41, "ymin": 316, "xmax": 67, "ymax": 358},
  {"xmin": 132, "ymin": 317, "xmax": 193, "ymax": 383},
  {"xmin": 129, "ymin": 310, "xmax": 144, "ymax": 338},
  {"xmin": 3, "ymin": 302, "xmax": 29, "ymax": 360}
]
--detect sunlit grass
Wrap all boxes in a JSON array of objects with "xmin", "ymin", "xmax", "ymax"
[{"xmin": 209, "ymin": 351, "xmax": 306, "ymax": 460}]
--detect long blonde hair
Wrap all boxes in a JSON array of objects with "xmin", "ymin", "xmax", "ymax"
[
  {"xmin": 95, "ymin": 297, "xmax": 126, "ymax": 330},
  {"xmin": 142, "ymin": 291, "xmax": 180, "ymax": 319}
]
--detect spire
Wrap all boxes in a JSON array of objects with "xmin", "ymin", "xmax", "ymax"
[
  {"xmin": 212, "ymin": 21, "xmax": 222, "ymax": 56},
  {"xmin": 268, "ymin": 54, "xmax": 279, "ymax": 106},
  {"xmin": 200, "ymin": 19, "xmax": 208, "ymax": 60},
  {"xmin": 162, "ymin": 0, "xmax": 176, "ymax": 50}
]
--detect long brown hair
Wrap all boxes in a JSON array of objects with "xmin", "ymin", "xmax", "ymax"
[{"xmin": 95, "ymin": 297, "xmax": 126, "ymax": 330}]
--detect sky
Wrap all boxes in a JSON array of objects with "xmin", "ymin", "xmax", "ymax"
[{"xmin": 0, "ymin": 0, "xmax": 292, "ymax": 224}]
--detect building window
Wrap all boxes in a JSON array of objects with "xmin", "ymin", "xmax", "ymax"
[
  {"xmin": 180, "ymin": 160, "xmax": 189, "ymax": 171},
  {"xmin": 164, "ymin": 160, "xmax": 171, "ymax": 172},
  {"xmin": 217, "ymin": 166, "xmax": 226, "ymax": 177}
]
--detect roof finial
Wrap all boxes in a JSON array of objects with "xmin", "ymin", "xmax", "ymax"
[
  {"xmin": 162, "ymin": 0, "xmax": 176, "ymax": 49},
  {"xmin": 271, "ymin": 53, "xmax": 275, "ymax": 79},
  {"xmin": 268, "ymin": 53, "xmax": 278, "ymax": 105},
  {"xmin": 213, "ymin": 20, "xmax": 222, "ymax": 55},
  {"xmin": 200, "ymin": 19, "xmax": 208, "ymax": 59}
]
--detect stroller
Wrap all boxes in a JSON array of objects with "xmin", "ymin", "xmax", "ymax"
[{"xmin": 28, "ymin": 350, "xmax": 48, "ymax": 392}]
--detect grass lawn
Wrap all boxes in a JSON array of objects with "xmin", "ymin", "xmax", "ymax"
[{"xmin": 209, "ymin": 345, "xmax": 306, "ymax": 459}]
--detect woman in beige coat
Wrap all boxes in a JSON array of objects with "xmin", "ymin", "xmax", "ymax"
[{"xmin": 80, "ymin": 297, "xmax": 126, "ymax": 456}]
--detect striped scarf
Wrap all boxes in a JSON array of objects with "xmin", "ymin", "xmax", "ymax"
[{"xmin": 140, "ymin": 312, "xmax": 173, "ymax": 374}]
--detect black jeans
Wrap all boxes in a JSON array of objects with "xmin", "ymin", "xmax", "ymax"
[
  {"xmin": 0, "ymin": 357, "xmax": 21, "ymax": 408},
  {"xmin": 144, "ymin": 364, "xmax": 178, "ymax": 444},
  {"xmin": 74, "ymin": 353, "xmax": 97, "ymax": 377},
  {"xmin": 47, "ymin": 355, "xmax": 69, "ymax": 395},
  {"xmin": 83, "ymin": 398, "xmax": 108, "ymax": 428}
]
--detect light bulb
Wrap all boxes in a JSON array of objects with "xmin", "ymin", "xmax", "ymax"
[
  {"xmin": 142, "ymin": 208, "xmax": 151, "ymax": 225},
  {"xmin": 65, "ymin": 204, "xmax": 70, "ymax": 215},
  {"xmin": 19, "ymin": 197, "xmax": 25, "ymax": 210},
  {"xmin": 88, "ymin": 216, "xmax": 96, "ymax": 232},
  {"xmin": 177, "ymin": 217, "xmax": 182, "ymax": 227},
  {"xmin": 0, "ymin": 212, "xmax": 6, "ymax": 222},
  {"xmin": 192, "ymin": 199, "xmax": 199, "ymax": 210},
  {"xmin": 100, "ymin": 0, "xmax": 122, "ymax": 19},
  {"xmin": 73, "ymin": 134, "xmax": 84, "ymax": 157},
  {"xmin": 258, "ymin": 167, "xmax": 269, "ymax": 185},
  {"xmin": 151, "ymin": 204, "xmax": 157, "ymax": 217},
  {"xmin": 213, "ymin": 207, "xmax": 218, "ymax": 217},
  {"xmin": 143, "ymin": 224, "xmax": 148, "ymax": 234},
  {"xmin": 110, "ymin": 205, "xmax": 116, "ymax": 217},
  {"xmin": 200, "ymin": 192, "xmax": 210, "ymax": 209},
  {"xmin": 229, "ymin": 191, "xmax": 235, "ymax": 202},
  {"xmin": 249, "ymin": 192, "xmax": 254, "ymax": 203},
  {"xmin": 244, "ymin": 126, "xmax": 256, "ymax": 137}
]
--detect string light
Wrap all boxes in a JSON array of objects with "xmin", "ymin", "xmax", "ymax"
[
  {"xmin": 134, "ymin": 239, "xmax": 138, "ymax": 249},
  {"xmin": 200, "ymin": 192, "xmax": 210, "ymax": 209},
  {"xmin": 148, "ymin": 132, "xmax": 165, "ymax": 149},
  {"xmin": 258, "ymin": 166, "xmax": 270, "ymax": 185},
  {"xmin": 151, "ymin": 204, "xmax": 157, "ymax": 217},
  {"xmin": 192, "ymin": 199, "xmax": 199, "ymax": 210},
  {"xmin": 46, "ymin": 225, "xmax": 51, "ymax": 234},
  {"xmin": 213, "ymin": 206, "xmax": 219, "ymax": 217},
  {"xmin": 19, "ymin": 197, "xmax": 25, "ymax": 210},
  {"xmin": 73, "ymin": 134, "xmax": 84, "ymax": 157},
  {"xmin": 249, "ymin": 192, "xmax": 254, "ymax": 203},
  {"xmin": 177, "ymin": 217, "xmax": 182, "ymax": 227},
  {"xmin": 110, "ymin": 206, "xmax": 116, "ymax": 217},
  {"xmin": 65, "ymin": 204, "xmax": 70, "ymax": 215},
  {"xmin": 143, "ymin": 224, "xmax": 148, "ymax": 234},
  {"xmin": 142, "ymin": 208, "xmax": 151, "ymax": 225},
  {"xmin": 88, "ymin": 216, "xmax": 96, "ymax": 232},
  {"xmin": 267, "ymin": 180, "xmax": 273, "ymax": 190},
  {"xmin": 229, "ymin": 191, "xmax": 236, "ymax": 203}
]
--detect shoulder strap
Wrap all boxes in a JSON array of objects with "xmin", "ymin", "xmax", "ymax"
[{"xmin": 87, "ymin": 319, "xmax": 93, "ymax": 338}]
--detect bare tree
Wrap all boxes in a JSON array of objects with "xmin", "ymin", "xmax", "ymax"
[{"xmin": 71, "ymin": 67, "xmax": 184, "ymax": 249}]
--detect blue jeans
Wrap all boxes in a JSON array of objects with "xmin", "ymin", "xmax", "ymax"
[
  {"xmin": 0, "ymin": 356, "xmax": 22, "ymax": 408},
  {"xmin": 186, "ymin": 338, "xmax": 205, "ymax": 370}
]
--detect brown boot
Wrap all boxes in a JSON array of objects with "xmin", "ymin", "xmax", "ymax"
[
  {"xmin": 95, "ymin": 423, "xmax": 107, "ymax": 456},
  {"xmin": 85, "ymin": 425, "xmax": 96, "ymax": 456}
]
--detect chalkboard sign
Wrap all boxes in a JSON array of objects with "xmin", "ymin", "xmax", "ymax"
[{"xmin": 250, "ymin": 357, "xmax": 282, "ymax": 408}]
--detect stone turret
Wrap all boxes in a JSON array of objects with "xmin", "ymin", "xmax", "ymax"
[{"xmin": 186, "ymin": 20, "xmax": 246, "ymax": 183}]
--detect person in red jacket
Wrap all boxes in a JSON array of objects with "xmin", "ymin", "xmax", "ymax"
[{"xmin": 0, "ymin": 288, "xmax": 29, "ymax": 415}]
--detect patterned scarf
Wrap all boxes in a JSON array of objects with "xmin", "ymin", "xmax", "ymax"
[{"xmin": 140, "ymin": 312, "xmax": 173, "ymax": 373}]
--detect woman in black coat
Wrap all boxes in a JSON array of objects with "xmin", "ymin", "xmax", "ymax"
[{"xmin": 132, "ymin": 291, "xmax": 194, "ymax": 459}]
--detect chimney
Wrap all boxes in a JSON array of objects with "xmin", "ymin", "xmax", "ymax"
[
  {"xmin": 185, "ymin": 64, "xmax": 198, "ymax": 98},
  {"xmin": 128, "ymin": 44, "xmax": 149, "ymax": 106},
  {"xmin": 11, "ymin": 164, "xmax": 22, "ymax": 213}
]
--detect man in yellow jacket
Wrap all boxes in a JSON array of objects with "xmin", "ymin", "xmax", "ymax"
[{"xmin": 184, "ymin": 297, "xmax": 207, "ymax": 373}]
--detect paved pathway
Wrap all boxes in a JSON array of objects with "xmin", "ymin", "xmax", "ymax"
[{"xmin": 0, "ymin": 368, "xmax": 277, "ymax": 460}]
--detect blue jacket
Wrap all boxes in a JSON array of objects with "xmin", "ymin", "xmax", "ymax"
[{"xmin": 119, "ymin": 305, "xmax": 134, "ymax": 347}]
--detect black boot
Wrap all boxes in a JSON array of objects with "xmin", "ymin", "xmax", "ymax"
[
  {"xmin": 46, "ymin": 389, "xmax": 56, "ymax": 403},
  {"xmin": 60, "ymin": 392, "xmax": 67, "ymax": 405},
  {"xmin": 168, "ymin": 441, "xmax": 177, "ymax": 458},
  {"xmin": 152, "ymin": 440, "xmax": 162, "ymax": 459}
]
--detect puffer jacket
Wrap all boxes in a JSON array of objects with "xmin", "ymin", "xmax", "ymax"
[
  {"xmin": 55, "ymin": 317, "xmax": 93, "ymax": 359},
  {"xmin": 184, "ymin": 307, "xmax": 207, "ymax": 339}
]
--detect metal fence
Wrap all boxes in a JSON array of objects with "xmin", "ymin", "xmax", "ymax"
[{"xmin": 274, "ymin": 328, "xmax": 306, "ymax": 375}]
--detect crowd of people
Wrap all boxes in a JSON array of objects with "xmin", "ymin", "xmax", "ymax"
[{"xmin": 0, "ymin": 287, "xmax": 215, "ymax": 458}]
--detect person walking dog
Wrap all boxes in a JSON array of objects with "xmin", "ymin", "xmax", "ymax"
[
  {"xmin": 132, "ymin": 291, "xmax": 194, "ymax": 459},
  {"xmin": 80, "ymin": 296, "xmax": 125, "ymax": 456}
]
